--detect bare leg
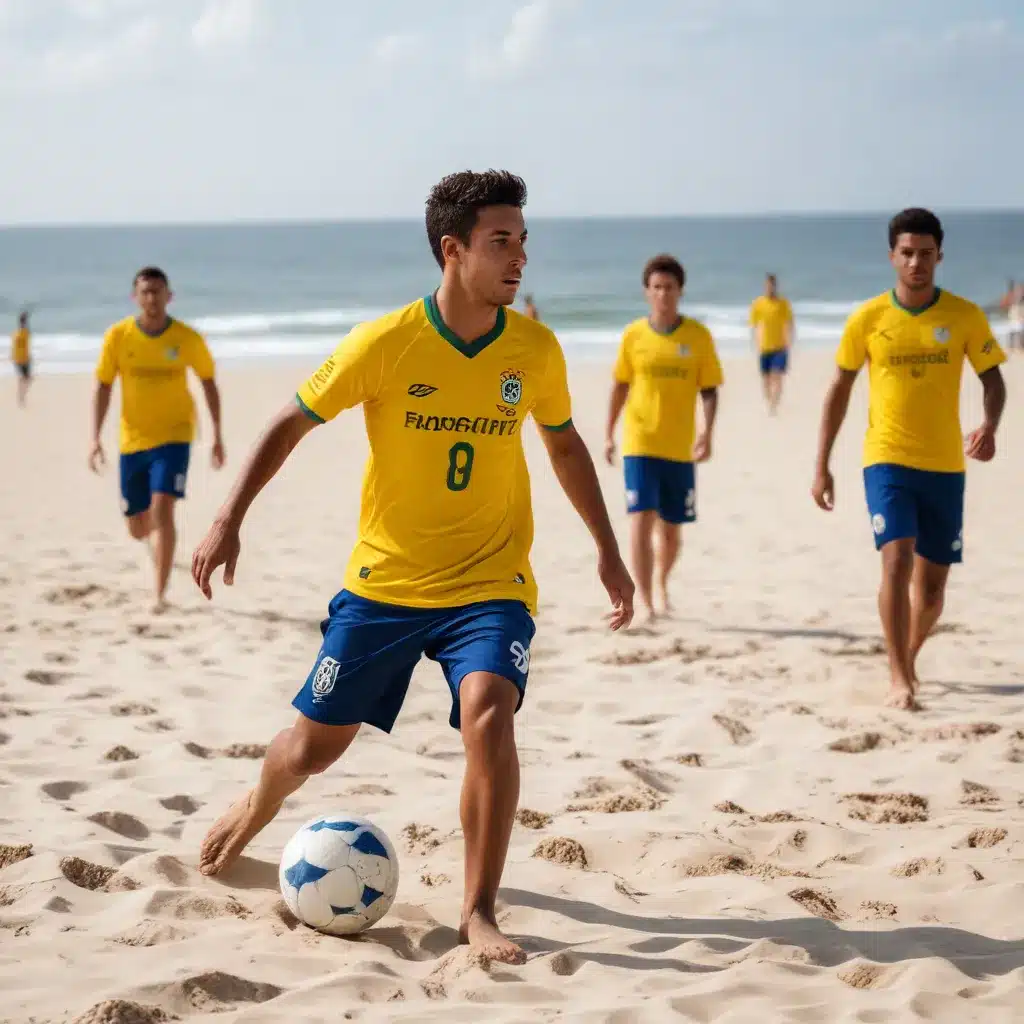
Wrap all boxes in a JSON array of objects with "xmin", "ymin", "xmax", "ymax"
[
  {"xmin": 16, "ymin": 375, "xmax": 29, "ymax": 408},
  {"xmin": 909, "ymin": 555, "xmax": 950, "ymax": 692},
  {"xmin": 629, "ymin": 510, "xmax": 657, "ymax": 622},
  {"xmin": 457, "ymin": 672, "xmax": 524, "ymax": 964},
  {"xmin": 126, "ymin": 509, "xmax": 152, "ymax": 542},
  {"xmin": 654, "ymin": 519, "xmax": 681, "ymax": 616},
  {"xmin": 150, "ymin": 493, "xmax": 177, "ymax": 612},
  {"xmin": 769, "ymin": 371, "xmax": 784, "ymax": 413},
  {"xmin": 199, "ymin": 716, "xmax": 360, "ymax": 876},
  {"xmin": 878, "ymin": 539, "xmax": 918, "ymax": 710}
]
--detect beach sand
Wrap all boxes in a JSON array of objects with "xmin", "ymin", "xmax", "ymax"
[{"xmin": 2, "ymin": 351, "xmax": 1023, "ymax": 1023}]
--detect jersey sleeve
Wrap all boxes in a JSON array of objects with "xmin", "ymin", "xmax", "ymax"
[
  {"xmin": 835, "ymin": 310, "xmax": 868, "ymax": 371},
  {"xmin": 748, "ymin": 300, "xmax": 760, "ymax": 326},
  {"xmin": 697, "ymin": 331, "xmax": 724, "ymax": 389},
  {"xmin": 295, "ymin": 323, "xmax": 384, "ymax": 424},
  {"xmin": 532, "ymin": 335, "xmax": 573, "ymax": 431},
  {"xmin": 95, "ymin": 327, "xmax": 120, "ymax": 385},
  {"xmin": 965, "ymin": 306, "xmax": 1007, "ymax": 375},
  {"xmin": 186, "ymin": 330, "xmax": 216, "ymax": 380},
  {"xmin": 612, "ymin": 331, "xmax": 633, "ymax": 383}
]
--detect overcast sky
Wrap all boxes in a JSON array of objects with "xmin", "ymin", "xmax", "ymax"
[{"xmin": 0, "ymin": 0, "xmax": 1021, "ymax": 224}]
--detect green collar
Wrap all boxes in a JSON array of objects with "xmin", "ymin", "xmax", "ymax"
[
  {"xmin": 134, "ymin": 315, "xmax": 174, "ymax": 339},
  {"xmin": 424, "ymin": 293, "xmax": 505, "ymax": 358},
  {"xmin": 891, "ymin": 287, "xmax": 941, "ymax": 316},
  {"xmin": 648, "ymin": 315, "xmax": 684, "ymax": 337}
]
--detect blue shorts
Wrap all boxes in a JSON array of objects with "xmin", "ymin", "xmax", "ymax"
[
  {"xmin": 14, "ymin": 361, "xmax": 31, "ymax": 379},
  {"xmin": 863, "ymin": 463, "xmax": 965, "ymax": 565},
  {"xmin": 623, "ymin": 456, "xmax": 695, "ymax": 524},
  {"xmin": 759, "ymin": 350, "xmax": 789, "ymax": 374},
  {"xmin": 293, "ymin": 590, "xmax": 536, "ymax": 733},
  {"xmin": 119, "ymin": 443, "xmax": 191, "ymax": 517}
]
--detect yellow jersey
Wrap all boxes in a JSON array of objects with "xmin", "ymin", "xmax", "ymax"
[
  {"xmin": 613, "ymin": 317, "xmax": 724, "ymax": 462},
  {"xmin": 95, "ymin": 316, "xmax": 216, "ymax": 455},
  {"xmin": 749, "ymin": 295, "xmax": 793, "ymax": 353},
  {"xmin": 11, "ymin": 328, "xmax": 30, "ymax": 365},
  {"xmin": 296, "ymin": 295, "xmax": 573, "ymax": 613},
  {"xmin": 836, "ymin": 289, "xmax": 1006, "ymax": 473}
]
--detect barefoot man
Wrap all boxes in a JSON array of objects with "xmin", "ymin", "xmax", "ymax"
[
  {"xmin": 11, "ymin": 311, "xmax": 32, "ymax": 407},
  {"xmin": 812, "ymin": 208, "xmax": 1006, "ymax": 710},
  {"xmin": 750, "ymin": 273, "xmax": 793, "ymax": 414},
  {"xmin": 89, "ymin": 267, "xmax": 225, "ymax": 612},
  {"xmin": 191, "ymin": 170, "xmax": 634, "ymax": 963},
  {"xmin": 604, "ymin": 254, "xmax": 722, "ymax": 622}
]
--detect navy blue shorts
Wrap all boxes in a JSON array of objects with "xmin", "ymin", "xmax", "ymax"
[
  {"xmin": 14, "ymin": 361, "xmax": 31, "ymax": 379},
  {"xmin": 293, "ymin": 590, "xmax": 536, "ymax": 733},
  {"xmin": 119, "ymin": 442, "xmax": 191, "ymax": 517},
  {"xmin": 759, "ymin": 350, "xmax": 789, "ymax": 374},
  {"xmin": 623, "ymin": 456, "xmax": 695, "ymax": 524},
  {"xmin": 863, "ymin": 463, "xmax": 965, "ymax": 565}
]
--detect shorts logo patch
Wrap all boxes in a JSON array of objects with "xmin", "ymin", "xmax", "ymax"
[
  {"xmin": 952, "ymin": 530, "xmax": 963, "ymax": 553},
  {"xmin": 684, "ymin": 488, "xmax": 695, "ymax": 511},
  {"xmin": 174, "ymin": 473, "xmax": 186, "ymax": 493},
  {"xmin": 499, "ymin": 369, "xmax": 523, "ymax": 407},
  {"xmin": 678, "ymin": 343, "xmax": 690, "ymax": 356},
  {"xmin": 625, "ymin": 488, "xmax": 639, "ymax": 507},
  {"xmin": 933, "ymin": 327, "xmax": 950, "ymax": 344},
  {"xmin": 872, "ymin": 513, "xmax": 886, "ymax": 535},
  {"xmin": 312, "ymin": 656, "xmax": 341, "ymax": 701},
  {"xmin": 509, "ymin": 640, "xmax": 530, "ymax": 674}
]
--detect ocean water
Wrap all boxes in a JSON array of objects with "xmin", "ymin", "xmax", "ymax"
[{"xmin": 1, "ymin": 213, "xmax": 1022, "ymax": 374}]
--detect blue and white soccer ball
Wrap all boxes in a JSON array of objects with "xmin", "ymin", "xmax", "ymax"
[{"xmin": 279, "ymin": 813, "xmax": 399, "ymax": 935}]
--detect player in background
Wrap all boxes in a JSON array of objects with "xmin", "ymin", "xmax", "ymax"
[
  {"xmin": 605, "ymin": 254, "xmax": 723, "ymax": 622},
  {"xmin": 11, "ymin": 311, "xmax": 32, "ymax": 407},
  {"xmin": 190, "ymin": 170, "xmax": 634, "ymax": 964},
  {"xmin": 812, "ymin": 209, "xmax": 1006, "ymax": 710},
  {"xmin": 523, "ymin": 294, "xmax": 540, "ymax": 320},
  {"xmin": 89, "ymin": 268, "xmax": 225, "ymax": 612},
  {"xmin": 749, "ymin": 273, "xmax": 793, "ymax": 414}
]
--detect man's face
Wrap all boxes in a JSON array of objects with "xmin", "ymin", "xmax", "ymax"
[
  {"xmin": 134, "ymin": 277, "xmax": 171, "ymax": 319},
  {"xmin": 645, "ymin": 271, "xmax": 682, "ymax": 318},
  {"xmin": 449, "ymin": 205, "xmax": 527, "ymax": 307},
  {"xmin": 890, "ymin": 233, "xmax": 941, "ymax": 291},
  {"xmin": 766, "ymin": 276, "xmax": 777, "ymax": 297}
]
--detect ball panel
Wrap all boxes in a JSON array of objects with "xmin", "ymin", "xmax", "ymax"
[{"xmin": 317, "ymin": 864, "xmax": 361, "ymax": 913}]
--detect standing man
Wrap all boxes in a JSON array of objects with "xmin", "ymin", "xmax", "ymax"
[
  {"xmin": 190, "ymin": 170, "xmax": 634, "ymax": 964},
  {"xmin": 523, "ymin": 294, "xmax": 540, "ymax": 320},
  {"xmin": 11, "ymin": 311, "xmax": 31, "ymax": 407},
  {"xmin": 605, "ymin": 254, "xmax": 723, "ymax": 622},
  {"xmin": 89, "ymin": 267, "xmax": 225, "ymax": 612},
  {"xmin": 749, "ymin": 273, "xmax": 793, "ymax": 414},
  {"xmin": 812, "ymin": 209, "xmax": 1006, "ymax": 710}
]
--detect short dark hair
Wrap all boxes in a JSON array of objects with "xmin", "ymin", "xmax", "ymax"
[
  {"xmin": 133, "ymin": 266, "xmax": 169, "ymax": 287},
  {"xmin": 766, "ymin": 272, "xmax": 777, "ymax": 285},
  {"xmin": 425, "ymin": 170, "xmax": 528, "ymax": 269},
  {"xmin": 17, "ymin": 311, "xmax": 28, "ymax": 326},
  {"xmin": 888, "ymin": 208, "xmax": 943, "ymax": 250},
  {"xmin": 642, "ymin": 254, "xmax": 685, "ymax": 289}
]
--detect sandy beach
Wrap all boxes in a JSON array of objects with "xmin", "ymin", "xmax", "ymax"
[{"xmin": 2, "ymin": 350, "xmax": 1023, "ymax": 1023}]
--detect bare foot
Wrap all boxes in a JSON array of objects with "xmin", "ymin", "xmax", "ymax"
[
  {"xmin": 884, "ymin": 684, "xmax": 920, "ymax": 712},
  {"xmin": 151, "ymin": 597, "xmax": 169, "ymax": 616},
  {"xmin": 199, "ymin": 791, "xmax": 274, "ymax": 877},
  {"xmin": 459, "ymin": 908, "xmax": 526, "ymax": 965},
  {"xmin": 657, "ymin": 588, "xmax": 673, "ymax": 619}
]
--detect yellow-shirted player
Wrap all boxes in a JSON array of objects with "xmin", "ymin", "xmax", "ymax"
[
  {"xmin": 605, "ymin": 254, "xmax": 723, "ymax": 621},
  {"xmin": 812, "ymin": 208, "xmax": 1007, "ymax": 711},
  {"xmin": 11, "ymin": 311, "xmax": 32, "ymax": 407},
  {"xmin": 189, "ymin": 171, "xmax": 634, "ymax": 965},
  {"xmin": 89, "ymin": 268, "xmax": 225, "ymax": 611},
  {"xmin": 749, "ymin": 273, "xmax": 793, "ymax": 413}
]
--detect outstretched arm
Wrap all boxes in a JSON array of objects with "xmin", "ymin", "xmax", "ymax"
[
  {"xmin": 192, "ymin": 401, "xmax": 319, "ymax": 598},
  {"xmin": 811, "ymin": 367, "xmax": 858, "ymax": 510},
  {"xmin": 538, "ymin": 423, "xmax": 634, "ymax": 629}
]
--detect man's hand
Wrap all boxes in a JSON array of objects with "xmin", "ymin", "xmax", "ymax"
[
  {"xmin": 604, "ymin": 438, "xmax": 616, "ymax": 466},
  {"xmin": 599, "ymin": 549, "xmax": 634, "ymax": 631},
  {"xmin": 192, "ymin": 517, "xmax": 241, "ymax": 600},
  {"xmin": 964, "ymin": 423, "xmax": 996, "ymax": 462},
  {"xmin": 692, "ymin": 432, "xmax": 712, "ymax": 463},
  {"xmin": 212, "ymin": 437, "xmax": 226, "ymax": 470},
  {"xmin": 88, "ymin": 440, "xmax": 106, "ymax": 474},
  {"xmin": 811, "ymin": 466, "xmax": 835, "ymax": 511}
]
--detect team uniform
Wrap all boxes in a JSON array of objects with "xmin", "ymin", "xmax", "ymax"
[
  {"xmin": 613, "ymin": 317, "xmax": 723, "ymax": 523},
  {"xmin": 95, "ymin": 317, "xmax": 215, "ymax": 517},
  {"xmin": 11, "ymin": 327, "xmax": 30, "ymax": 378},
  {"xmin": 836, "ymin": 289, "xmax": 1006, "ymax": 564},
  {"xmin": 292, "ymin": 294, "xmax": 573, "ymax": 732},
  {"xmin": 750, "ymin": 295, "xmax": 793, "ymax": 374}
]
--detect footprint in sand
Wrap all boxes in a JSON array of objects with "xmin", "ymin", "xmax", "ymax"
[
  {"xmin": 42, "ymin": 781, "xmax": 89, "ymax": 801},
  {"xmin": 714, "ymin": 801, "xmax": 747, "ymax": 815},
  {"xmin": 963, "ymin": 827, "xmax": 1008, "ymax": 849},
  {"xmin": 144, "ymin": 892, "xmax": 250, "ymax": 921},
  {"xmin": 88, "ymin": 811, "xmax": 151, "ymax": 841},
  {"xmin": 568, "ymin": 787, "xmax": 665, "ymax": 813},
  {"xmin": 788, "ymin": 887, "xmax": 846, "ymax": 921},
  {"xmin": 401, "ymin": 823, "xmax": 442, "ymax": 855},
  {"xmin": 140, "ymin": 972, "xmax": 282, "ymax": 1016},
  {"xmin": 105, "ymin": 746, "xmax": 140, "ymax": 762},
  {"xmin": 159, "ymin": 795, "xmax": 201, "ymax": 816},
  {"xmin": 842, "ymin": 792, "xmax": 929, "ymax": 824},
  {"xmin": 112, "ymin": 921, "xmax": 191, "ymax": 948},
  {"xmin": 713, "ymin": 714, "xmax": 754, "ymax": 746},
  {"xmin": 25, "ymin": 669, "xmax": 73, "ymax": 686},
  {"xmin": 828, "ymin": 732, "xmax": 894, "ymax": 754},
  {"xmin": 0, "ymin": 844, "xmax": 33, "ymax": 870},
  {"xmin": 221, "ymin": 743, "xmax": 268, "ymax": 760},
  {"xmin": 183, "ymin": 742, "xmax": 213, "ymax": 759},
  {"xmin": 892, "ymin": 857, "xmax": 945, "ymax": 878},
  {"xmin": 921, "ymin": 722, "xmax": 1001, "ymax": 742},
  {"xmin": 60, "ymin": 857, "xmax": 117, "ymax": 891},
  {"xmin": 111, "ymin": 702, "xmax": 157, "ymax": 717},
  {"xmin": 838, "ymin": 963, "xmax": 888, "ymax": 990},
  {"xmin": 686, "ymin": 853, "xmax": 809, "ymax": 881},
  {"xmin": 861, "ymin": 900, "xmax": 898, "ymax": 920},
  {"xmin": 620, "ymin": 759, "xmax": 676, "ymax": 793},
  {"xmin": 676, "ymin": 753, "xmax": 704, "ymax": 767},
  {"xmin": 960, "ymin": 780, "xmax": 1000, "ymax": 806}
]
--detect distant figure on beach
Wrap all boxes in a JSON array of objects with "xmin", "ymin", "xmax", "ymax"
[
  {"xmin": 749, "ymin": 273, "xmax": 793, "ymax": 414},
  {"xmin": 812, "ymin": 208, "xmax": 1007, "ymax": 711},
  {"xmin": 999, "ymin": 280, "xmax": 1024, "ymax": 350},
  {"xmin": 605, "ymin": 253, "xmax": 723, "ymax": 622},
  {"xmin": 523, "ymin": 294, "xmax": 540, "ymax": 320},
  {"xmin": 10, "ymin": 311, "xmax": 31, "ymax": 407},
  {"xmin": 189, "ymin": 170, "xmax": 633, "ymax": 965},
  {"xmin": 88, "ymin": 267, "xmax": 225, "ymax": 613}
]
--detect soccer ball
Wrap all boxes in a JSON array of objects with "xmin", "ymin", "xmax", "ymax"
[{"xmin": 278, "ymin": 813, "xmax": 399, "ymax": 935}]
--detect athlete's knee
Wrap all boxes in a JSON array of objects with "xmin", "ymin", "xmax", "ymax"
[
  {"xmin": 917, "ymin": 573, "xmax": 947, "ymax": 609},
  {"xmin": 151, "ymin": 493, "xmax": 176, "ymax": 529},
  {"xmin": 880, "ymin": 540, "xmax": 914, "ymax": 582},
  {"xmin": 126, "ymin": 512, "xmax": 151, "ymax": 540},
  {"xmin": 460, "ymin": 675, "xmax": 517, "ymax": 755},
  {"xmin": 284, "ymin": 720, "xmax": 355, "ymax": 776}
]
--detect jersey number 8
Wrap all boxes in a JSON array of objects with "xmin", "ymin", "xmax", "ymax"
[{"xmin": 446, "ymin": 442, "xmax": 475, "ymax": 491}]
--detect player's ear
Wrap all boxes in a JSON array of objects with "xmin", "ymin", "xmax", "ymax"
[
  {"xmin": 440, "ymin": 234, "xmax": 462, "ymax": 266},
  {"xmin": 936, "ymin": 249, "xmax": 943, "ymax": 266}
]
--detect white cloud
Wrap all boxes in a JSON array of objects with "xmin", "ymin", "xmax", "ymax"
[
  {"xmin": 468, "ymin": 0, "xmax": 558, "ymax": 80},
  {"xmin": 372, "ymin": 32, "xmax": 420, "ymax": 66},
  {"xmin": 192, "ymin": 0, "xmax": 258, "ymax": 51}
]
